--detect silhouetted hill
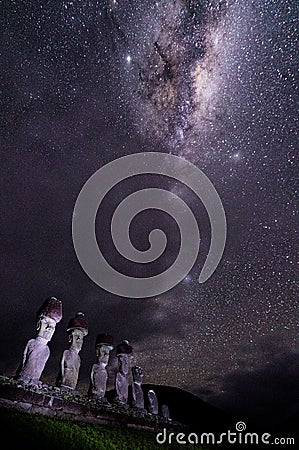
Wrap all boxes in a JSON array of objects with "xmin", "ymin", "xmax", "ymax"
[
  {"xmin": 107, "ymin": 382, "xmax": 299, "ymax": 441},
  {"xmin": 144, "ymin": 383, "xmax": 235, "ymax": 430},
  {"xmin": 107, "ymin": 383, "xmax": 235, "ymax": 432},
  {"xmin": 142, "ymin": 384, "xmax": 299, "ymax": 437}
]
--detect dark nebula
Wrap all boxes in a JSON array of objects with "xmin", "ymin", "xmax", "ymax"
[{"xmin": 1, "ymin": 0, "xmax": 298, "ymax": 427}]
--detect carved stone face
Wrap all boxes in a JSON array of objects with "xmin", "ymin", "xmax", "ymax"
[
  {"xmin": 97, "ymin": 344, "xmax": 113, "ymax": 364},
  {"xmin": 148, "ymin": 390, "xmax": 156, "ymax": 400},
  {"xmin": 69, "ymin": 329, "xmax": 84, "ymax": 351},
  {"xmin": 132, "ymin": 366, "xmax": 143, "ymax": 383},
  {"xmin": 118, "ymin": 354, "xmax": 130, "ymax": 375},
  {"xmin": 37, "ymin": 316, "xmax": 56, "ymax": 342}
]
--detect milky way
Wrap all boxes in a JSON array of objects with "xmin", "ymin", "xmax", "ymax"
[
  {"xmin": 107, "ymin": 0, "xmax": 232, "ymax": 157},
  {"xmin": 1, "ymin": 0, "xmax": 298, "ymax": 426}
]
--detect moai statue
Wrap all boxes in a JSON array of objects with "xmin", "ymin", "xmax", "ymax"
[
  {"xmin": 89, "ymin": 333, "xmax": 114, "ymax": 403},
  {"xmin": 131, "ymin": 365, "xmax": 146, "ymax": 412},
  {"xmin": 147, "ymin": 389, "xmax": 159, "ymax": 415},
  {"xmin": 114, "ymin": 340, "xmax": 133, "ymax": 407},
  {"xmin": 57, "ymin": 312, "xmax": 88, "ymax": 391},
  {"xmin": 161, "ymin": 404, "xmax": 171, "ymax": 421},
  {"xmin": 17, "ymin": 297, "xmax": 62, "ymax": 387}
]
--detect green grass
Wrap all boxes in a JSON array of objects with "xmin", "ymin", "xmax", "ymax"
[{"xmin": 0, "ymin": 406, "xmax": 209, "ymax": 450}]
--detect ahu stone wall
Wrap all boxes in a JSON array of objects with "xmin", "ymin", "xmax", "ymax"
[{"xmin": 0, "ymin": 376, "xmax": 185, "ymax": 434}]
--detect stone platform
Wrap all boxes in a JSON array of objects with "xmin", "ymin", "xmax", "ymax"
[{"xmin": 0, "ymin": 376, "xmax": 186, "ymax": 433}]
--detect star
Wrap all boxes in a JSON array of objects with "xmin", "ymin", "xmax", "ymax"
[{"xmin": 1, "ymin": 0, "xmax": 297, "ymax": 428}]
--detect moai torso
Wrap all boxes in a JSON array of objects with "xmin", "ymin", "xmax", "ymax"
[
  {"xmin": 90, "ymin": 340, "xmax": 114, "ymax": 400},
  {"xmin": 90, "ymin": 362, "xmax": 108, "ymax": 398},
  {"xmin": 161, "ymin": 404, "xmax": 170, "ymax": 420},
  {"xmin": 18, "ymin": 337, "xmax": 50, "ymax": 384},
  {"xmin": 60, "ymin": 348, "xmax": 81, "ymax": 390},
  {"xmin": 17, "ymin": 297, "xmax": 62, "ymax": 386},
  {"xmin": 148, "ymin": 389, "xmax": 159, "ymax": 415},
  {"xmin": 114, "ymin": 340, "xmax": 133, "ymax": 405},
  {"xmin": 115, "ymin": 368, "xmax": 129, "ymax": 404},
  {"xmin": 58, "ymin": 313, "xmax": 88, "ymax": 391},
  {"xmin": 131, "ymin": 366, "xmax": 145, "ymax": 410}
]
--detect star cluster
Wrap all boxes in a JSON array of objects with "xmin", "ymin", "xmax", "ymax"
[{"xmin": 1, "ymin": 0, "xmax": 298, "ymax": 424}]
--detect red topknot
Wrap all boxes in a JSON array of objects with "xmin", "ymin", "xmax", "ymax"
[
  {"xmin": 36, "ymin": 297, "xmax": 63, "ymax": 323},
  {"xmin": 116, "ymin": 340, "xmax": 133, "ymax": 355},
  {"xmin": 67, "ymin": 312, "xmax": 88, "ymax": 335},
  {"xmin": 95, "ymin": 333, "xmax": 114, "ymax": 348}
]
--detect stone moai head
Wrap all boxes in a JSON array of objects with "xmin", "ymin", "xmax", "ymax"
[
  {"xmin": 36, "ymin": 297, "xmax": 63, "ymax": 341},
  {"xmin": 132, "ymin": 366, "xmax": 143, "ymax": 384},
  {"xmin": 17, "ymin": 297, "xmax": 62, "ymax": 386},
  {"xmin": 147, "ymin": 389, "xmax": 159, "ymax": 415},
  {"xmin": 116, "ymin": 340, "xmax": 133, "ymax": 375},
  {"xmin": 67, "ymin": 312, "xmax": 88, "ymax": 352},
  {"xmin": 95, "ymin": 333, "xmax": 114, "ymax": 365},
  {"xmin": 161, "ymin": 404, "xmax": 170, "ymax": 420}
]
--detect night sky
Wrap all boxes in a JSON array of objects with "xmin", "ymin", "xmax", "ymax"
[{"xmin": 1, "ymin": 0, "xmax": 298, "ymax": 426}]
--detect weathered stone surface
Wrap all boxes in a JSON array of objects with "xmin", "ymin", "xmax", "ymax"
[
  {"xmin": 18, "ymin": 333, "xmax": 51, "ymax": 384},
  {"xmin": 147, "ymin": 389, "xmax": 159, "ymax": 415},
  {"xmin": 0, "ymin": 376, "xmax": 188, "ymax": 434},
  {"xmin": 31, "ymin": 405, "xmax": 56, "ymax": 416},
  {"xmin": 161, "ymin": 404, "xmax": 170, "ymax": 420},
  {"xmin": 89, "ymin": 334, "xmax": 114, "ymax": 402},
  {"xmin": 36, "ymin": 297, "xmax": 63, "ymax": 323},
  {"xmin": 17, "ymin": 297, "xmax": 62, "ymax": 385},
  {"xmin": 114, "ymin": 340, "xmax": 132, "ymax": 406},
  {"xmin": 23, "ymin": 390, "xmax": 45, "ymax": 406},
  {"xmin": 67, "ymin": 311, "xmax": 88, "ymax": 333},
  {"xmin": 57, "ymin": 313, "xmax": 88, "ymax": 391},
  {"xmin": 90, "ymin": 363, "xmax": 108, "ymax": 399},
  {"xmin": 58, "ymin": 348, "xmax": 82, "ymax": 390},
  {"xmin": 57, "ymin": 401, "xmax": 88, "ymax": 416},
  {"xmin": 48, "ymin": 396, "xmax": 65, "ymax": 410},
  {"xmin": 14, "ymin": 401, "xmax": 32, "ymax": 412},
  {"xmin": 131, "ymin": 366, "xmax": 145, "ymax": 410},
  {"xmin": 115, "ymin": 371, "xmax": 129, "ymax": 405},
  {"xmin": 0, "ymin": 384, "xmax": 34, "ymax": 403}
]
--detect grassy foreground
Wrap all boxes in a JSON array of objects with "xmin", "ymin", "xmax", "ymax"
[{"xmin": 0, "ymin": 406, "xmax": 209, "ymax": 450}]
